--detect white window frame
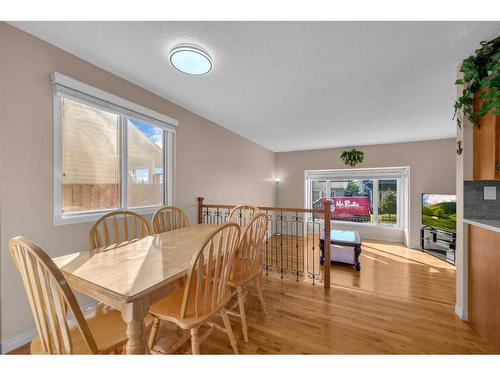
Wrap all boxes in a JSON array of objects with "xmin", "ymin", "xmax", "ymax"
[
  {"xmin": 304, "ymin": 167, "xmax": 409, "ymax": 230},
  {"xmin": 52, "ymin": 73, "xmax": 178, "ymax": 225}
]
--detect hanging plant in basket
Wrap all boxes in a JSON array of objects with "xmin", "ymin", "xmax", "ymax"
[
  {"xmin": 454, "ymin": 35, "xmax": 500, "ymax": 128},
  {"xmin": 341, "ymin": 148, "xmax": 364, "ymax": 167}
]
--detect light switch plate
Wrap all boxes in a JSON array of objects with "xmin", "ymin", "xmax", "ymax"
[{"xmin": 484, "ymin": 186, "xmax": 497, "ymax": 200}]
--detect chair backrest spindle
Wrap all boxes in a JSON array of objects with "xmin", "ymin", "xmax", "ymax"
[{"xmin": 234, "ymin": 212, "xmax": 268, "ymax": 282}]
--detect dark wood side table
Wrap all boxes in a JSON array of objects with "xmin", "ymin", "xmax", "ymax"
[{"xmin": 320, "ymin": 229, "xmax": 362, "ymax": 271}]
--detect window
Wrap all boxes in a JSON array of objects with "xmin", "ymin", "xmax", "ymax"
[
  {"xmin": 306, "ymin": 167, "xmax": 408, "ymax": 228},
  {"xmin": 53, "ymin": 73, "xmax": 177, "ymax": 224}
]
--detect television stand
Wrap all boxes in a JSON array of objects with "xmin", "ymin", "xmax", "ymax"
[{"xmin": 420, "ymin": 226, "xmax": 456, "ymax": 265}]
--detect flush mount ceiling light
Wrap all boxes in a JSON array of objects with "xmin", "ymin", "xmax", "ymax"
[{"xmin": 169, "ymin": 44, "xmax": 213, "ymax": 75}]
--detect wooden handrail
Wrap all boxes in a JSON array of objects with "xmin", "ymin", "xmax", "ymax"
[
  {"xmin": 196, "ymin": 197, "xmax": 332, "ymax": 289},
  {"xmin": 257, "ymin": 206, "xmax": 324, "ymax": 214},
  {"xmin": 196, "ymin": 198, "xmax": 323, "ymax": 214}
]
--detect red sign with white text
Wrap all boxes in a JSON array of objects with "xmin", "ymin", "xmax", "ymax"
[
  {"xmin": 331, "ymin": 197, "xmax": 371, "ymax": 219},
  {"xmin": 314, "ymin": 197, "xmax": 371, "ymax": 221}
]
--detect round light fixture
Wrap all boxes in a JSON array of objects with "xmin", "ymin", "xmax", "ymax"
[{"xmin": 169, "ymin": 44, "xmax": 213, "ymax": 75}]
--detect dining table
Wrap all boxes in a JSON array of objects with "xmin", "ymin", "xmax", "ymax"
[{"xmin": 52, "ymin": 223, "xmax": 218, "ymax": 354}]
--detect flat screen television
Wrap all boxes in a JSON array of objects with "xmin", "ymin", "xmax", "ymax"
[{"xmin": 422, "ymin": 193, "xmax": 457, "ymax": 233}]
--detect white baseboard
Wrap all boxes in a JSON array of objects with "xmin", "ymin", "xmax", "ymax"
[
  {"xmin": 1, "ymin": 327, "xmax": 38, "ymax": 354},
  {"xmin": 1, "ymin": 301, "xmax": 98, "ymax": 354},
  {"xmin": 360, "ymin": 235, "xmax": 407, "ymax": 245},
  {"xmin": 455, "ymin": 304, "xmax": 468, "ymax": 321},
  {"xmin": 406, "ymin": 243, "xmax": 420, "ymax": 250}
]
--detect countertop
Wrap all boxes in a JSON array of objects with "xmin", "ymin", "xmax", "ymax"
[{"xmin": 463, "ymin": 218, "xmax": 500, "ymax": 234}]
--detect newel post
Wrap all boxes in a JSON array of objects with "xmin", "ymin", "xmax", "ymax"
[
  {"xmin": 322, "ymin": 199, "xmax": 332, "ymax": 289},
  {"xmin": 197, "ymin": 197, "xmax": 204, "ymax": 224}
]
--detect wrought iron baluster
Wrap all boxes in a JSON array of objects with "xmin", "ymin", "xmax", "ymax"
[
  {"xmin": 314, "ymin": 217, "xmax": 321, "ymax": 283},
  {"xmin": 293, "ymin": 212, "xmax": 299, "ymax": 282},
  {"xmin": 279, "ymin": 210, "xmax": 283, "ymax": 278},
  {"xmin": 264, "ymin": 210, "xmax": 270, "ymax": 275},
  {"xmin": 298, "ymin": 214, "xmax": 304, "ymax": 278},
  {"xmin": 306, "ymin": 217, "xmax": 310, "ymax": 282},
  {"xmin": 273, "ymin": 213, "xmax": 278, "ymax": 271},
  {"xmin": 312, "ymin": 219, "xmax": 316, "ymax": 285},
  {"xmin": 204, "ymin": 207, "xmax": 211, "ymax": 224},
  {"xmin": 285, "ymin": 215, "xmax": 290, "ymax": 275}
]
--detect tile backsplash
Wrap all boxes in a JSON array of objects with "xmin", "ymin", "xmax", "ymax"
[{"xmin": 464, "ymin": 180, "xmax": 500, "ymax": 220}]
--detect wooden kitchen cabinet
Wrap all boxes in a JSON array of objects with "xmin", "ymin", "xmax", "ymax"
[
  {"xmin": 468, "ymin": 89, "xmax": 500, "ymax": 352},
  {"xmin": 468, "ymin": 225, "xmax": 500, "ymax": 351},
  {"xmin": 473, "ymin": 90, "xmax": 500, "ymax": 180}
]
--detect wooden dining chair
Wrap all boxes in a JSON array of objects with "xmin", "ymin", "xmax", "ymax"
[
  {"xmin": 151, "ymin": 206, "xmax": 190, "ymax": 234},
  {"xmin": 148, "ymin": 223, "xmax": 241, "ymax": 354},
  {"xmin": 228, "ymin": 204, "xmax": 260, "ymax": 227},
  {"xmin": 227, "ymin": 212, "xmax": 268, "ymax": 342},
  {"xmin": 8, "ymin": 236, "xmax": 152, "ymax": 354},
  {"xmin": 89, "ymin": 210, "xmax": 150, "ymax": 249}
]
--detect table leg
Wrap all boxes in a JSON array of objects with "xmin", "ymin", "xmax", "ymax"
[
  {"xmin": 122, "ymin": 300, "xmax": 148, "ymax": 354},
  {"xmin": 354, "ymin": 244, "xmax": 361, "ymax": 271}
]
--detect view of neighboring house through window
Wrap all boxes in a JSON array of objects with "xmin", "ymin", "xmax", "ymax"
[
  {"xmin": 307, "ymin": 169, "xmax": 405, "ymax": 227},
  {"xmin": 311, "ymin": 180, "xmax": 327, "ymax": 202},
  {"xmin": 127, "ymin": 118, "xmax": 164, "ymax": 208},
  {"xmin": 61, "ymin": 98, "xmax": 121, "ymax": 213}
]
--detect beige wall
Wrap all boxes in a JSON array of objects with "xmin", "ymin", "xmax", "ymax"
[
  {"xmin": 0, "ymin": 23, "xmax": 275, "ymax": 345},
  {"xmin": 454, "ymin": 76, "xmax": 473, "ymax": 320},
  {"xmin": 275, "ymin": 139, "xmax": 456, "ymax": 248}
]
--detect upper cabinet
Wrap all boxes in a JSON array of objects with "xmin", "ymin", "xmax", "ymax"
[{"xmin": 473, "ymin": 89, "xmax": 500, "ymax": 180}]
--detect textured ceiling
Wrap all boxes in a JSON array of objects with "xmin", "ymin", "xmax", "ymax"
[{"xmin": 11, "ymin": 21, "xmax": 500, "ymax": 151}]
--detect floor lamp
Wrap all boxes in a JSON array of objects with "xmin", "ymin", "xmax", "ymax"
[{"xmin": 273, "ymin": 177, "xmax": 281, "ymax": 205}]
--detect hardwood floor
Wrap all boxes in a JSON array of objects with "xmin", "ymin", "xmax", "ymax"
[{"xmin": 10, "ymin": 240, "xmax": 496, "ymax": 354}]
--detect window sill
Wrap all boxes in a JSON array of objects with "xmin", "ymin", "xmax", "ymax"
[
  {"xmin": 54, "ymin": 206, "xmax": 161, "ymax": 226},
  {"xmin": 329, "ymin": 220, "xmax": 403, "ymax": 231}
]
